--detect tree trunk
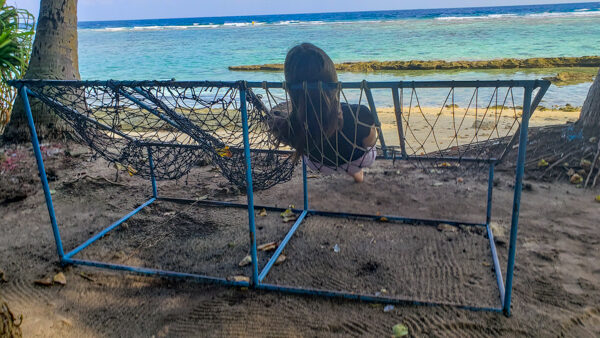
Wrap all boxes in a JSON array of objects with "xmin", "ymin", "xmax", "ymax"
[
  {"xmin": 577, "ymin": 68, "xmax": 600, "ymax": 136},
  {"xmin": 2, "ymin": 0, "xmax": 79, "ymax": 143}
]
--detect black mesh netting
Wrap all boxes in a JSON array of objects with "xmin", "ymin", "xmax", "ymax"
[
  {"xmin": 247, "ymin": 82, "xmax": 533, "ymax": 173},
  {"xmin": 19, "ymin": 80, "xmax": 536, "ymax": 188},
  {"xmin": 22, "ymin": 81, "xmax": 296, "ymax": 190}
]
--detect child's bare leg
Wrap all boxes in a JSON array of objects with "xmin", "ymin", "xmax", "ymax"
[{"xmin": 351, "ymin": 169, "xmax": 364, "ymax": 183}]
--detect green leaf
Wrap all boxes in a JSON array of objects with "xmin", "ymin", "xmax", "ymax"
[
  {"xmin": 0, "ymin": 3, "xmax": 35, "ymax": 132},
  {"xmin": 392, "ymin": 324, "xmax": 409, "ymax": 337}
]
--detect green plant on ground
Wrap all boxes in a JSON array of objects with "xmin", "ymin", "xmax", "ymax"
[{"xmin": 0, "ymin": 0, "xmax": 34, "ymax": 134}]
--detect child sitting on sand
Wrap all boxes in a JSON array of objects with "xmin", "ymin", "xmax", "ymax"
[{"xmin": 267, "ymin": 43, "xmax": 377, "ymax": 183}]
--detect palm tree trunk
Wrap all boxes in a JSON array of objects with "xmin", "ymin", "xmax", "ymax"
[
  {"xmin": 3, "ymin": 0, "xmax": 80, "ymax": 142},
  {"xmin": 577, "ymin": 68, "xmax": 600, "ymax": 136}
]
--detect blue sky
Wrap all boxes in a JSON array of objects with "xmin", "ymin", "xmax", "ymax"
[{"xmin": 10, "ymin": 0, "xmax": 600, "ymax": 21}]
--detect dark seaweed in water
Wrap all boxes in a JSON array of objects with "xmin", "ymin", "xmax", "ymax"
[{"xmin": 230, "ymin": 56, "xmax": 600, "ymax": 72}]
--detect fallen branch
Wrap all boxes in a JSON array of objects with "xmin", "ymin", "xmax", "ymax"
[
  {"xmin": 541, "ymin": 150, "xmax": 578, "ymax": 178},
  {"xmin": 63, "ymin": 174, "xmax": 127, "ymax": 187},
  {"xmin": 593, "ymin": 167, "xmax": 600, "ymax": 188},
  {"xmin": 584, "ymin": 140, "xmax": 600, "ymax": 188}
]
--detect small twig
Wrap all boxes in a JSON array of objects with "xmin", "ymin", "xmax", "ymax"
[
  {"xmin": 63, "ymin": 174, "xmax": 127, "ymax": 187},
  {"xmin": 593, "ymin": 167, "xmax": 600, "ymax": 188},
  {"xmin": 584, "ymin": 140, "xmax": 600, "ymax": 188},
  {"xmin": 526, "ymin": 153, "xmax": 558, "ymax": 167},
  {"xmin": 541, "ymin": 150, "xmax": 578, "ymax": 178},
  {"xmin": 87, "ymin": 175, "xmax": 128, "ymax": 187},
  {"xmin": 583, "ymin": 147, "xmax": 595, "ymax": 158},
  {"xmin": 78, "ymin": 272, "xmax": 95, "ymax": 282}
]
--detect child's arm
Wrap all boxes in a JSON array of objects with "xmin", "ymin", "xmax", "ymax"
[{"xmin": 356, "ymin": 105, "xmax": 377, "ymax": 148}]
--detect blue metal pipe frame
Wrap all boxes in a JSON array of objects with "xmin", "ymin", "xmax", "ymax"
[
  {"xmin": 147, "ymin": 147, "xmax": 158, "ymax": 198},
  {"xmin": 21, "ymin": 86, "xmax": 65, "ymax": 260},
  {"xmin": 15, "ymin": 79, "xmax": 549, "ymax": 317},
  {"xmin": 503, "ymin": 85, "xmax": 534, "ymax": 316},
  {"xmin": 363, "ymin": 81, "xmax": 388, "ymax": 158},
  {"xmin": 239, "ymin": 87, "xmax": 260, "ymax": 286}
]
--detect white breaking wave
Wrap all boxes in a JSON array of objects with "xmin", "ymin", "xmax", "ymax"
[
  {"xmin": 436, "ymin": 10, "xmax": 600, "ymax": 21},
  {"xmin": 260, "ymin": 20, "xmax": 325, "ymax": 26},
  {"xmin": 84, "ymin": 20, "xmax": 330, "ymax": 32},
  {"xmin": 223, "ymin": 22, "xmax": 252, "ymax": 27},
  {"xmin": 435, "ymin": 14, "xmax": 515, "ymax": 21},
  {"xmin": 87, "ymin": 24, "xmax": 222, "ymax": 32},
  {"xmin": 81, "ymin": 9, "xmax": 600, "ymax": 32},
  {"xmin": 101, "ymin": 27, "xmax": 128, "ymax": 32},
  {"xmin": 526, "ymin": 11, "xmax": 600, "ymax": 18},
  {"xmin": 276, "ymin": 20, "xmax": 300, "ymax": 25},
  {"xmin": 487, "ymin": 14, "xmax": 518, "ymax": 18}
]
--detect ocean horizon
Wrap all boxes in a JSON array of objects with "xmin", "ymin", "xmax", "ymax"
[
  {"xmin": 77, "ymin": 2, "xmax": 600, "ymax": 107},
  {"xmin": 78, "ymin": 2, "xmax": 600, "ymax": 30}
]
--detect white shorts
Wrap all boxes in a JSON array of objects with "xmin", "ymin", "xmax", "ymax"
[{"xmin": 303, "ymin": 146, "xmax": 376, "ymax": 175}]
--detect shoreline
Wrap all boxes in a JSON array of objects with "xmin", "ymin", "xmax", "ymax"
[{"xmin": 229, "ymin": 56, "xmax": 600, "ymax": 72}]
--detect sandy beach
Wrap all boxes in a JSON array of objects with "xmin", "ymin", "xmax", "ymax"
[
  {"xmin": 0, "ymin": 98, "xmax": 593, "ymax": 338},
  {"xmin": 1, "ymin": 139, "xmax": 599, "ymax": 336},
  {"xmin": 376, "ymin": 106, "xmax": 580, "ymax": 154},
  {"xmin": 96, "ymin": 104, "xmax": 581, "ymax": 158},
  {"xmin": 2, "ymin": 0, "xmax": 600, "ymax": 336}
]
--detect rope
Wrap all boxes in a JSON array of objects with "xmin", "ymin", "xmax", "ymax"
[
  {"xmin": 24, "ymin": 82, "xmax": 295, "ymax": 190},
  {"xmin": 22, "ymin": 81, "xmax": 527, "ymax": 187}
]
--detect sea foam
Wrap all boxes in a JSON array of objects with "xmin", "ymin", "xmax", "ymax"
[{"xmin": 435, "ymin": 10, "xmax": 600, "ymax": 21}]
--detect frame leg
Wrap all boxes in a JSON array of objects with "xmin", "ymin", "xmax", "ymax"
[
  {"xmin": 258, "ymin": 210, "xmax": 307, "ymax": 282},
  {"xmin": 504, "ymin": 85, "xmax": 533, "ymax": 316},
  {"xmin": 391, "ymin": 86, "xmax": 407, "ymax": 159},
  {"xmin": 147, "ymin": 147, "xmax": 158, "ymax": 198},
  {"xmin": 20, "ymin": 86, "xmax": 65, "ymax": 260},
  {"xmin": 239, "ymin": 87, "xmax": 259, "ymax": 286},
  {"xmin": 302, "ymin": 158, "xmax": 308, "ymax": 210},
  {"xmin": 364, "ymin": 84, "xmax": 388, "ymax": 158},
  {"xmin": 485, "ymin": 162, "xmax": 506, "ymax": 306},
  {"xmin": 486, "ymin": 163, "xmax": 495, "ymax": 225}
]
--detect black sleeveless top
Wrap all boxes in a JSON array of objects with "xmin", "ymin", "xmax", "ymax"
[{"xmin": 304, "ymin": 103, "xmax": 375, "ymax": 167}]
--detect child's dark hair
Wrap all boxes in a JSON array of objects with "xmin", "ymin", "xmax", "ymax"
[{"xmin": 279, "ymin": 43, "xmax": 342, "ymax": 156}]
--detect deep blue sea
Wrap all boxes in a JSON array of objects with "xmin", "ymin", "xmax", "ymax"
[{"xmin": 77, "ymin": 2, "xmax": 600, "ymax": 106}]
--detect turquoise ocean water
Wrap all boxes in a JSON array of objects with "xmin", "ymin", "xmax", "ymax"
[{"xmin": 78, "ymin": 2, "xmax": 600, "ymax": 106}]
